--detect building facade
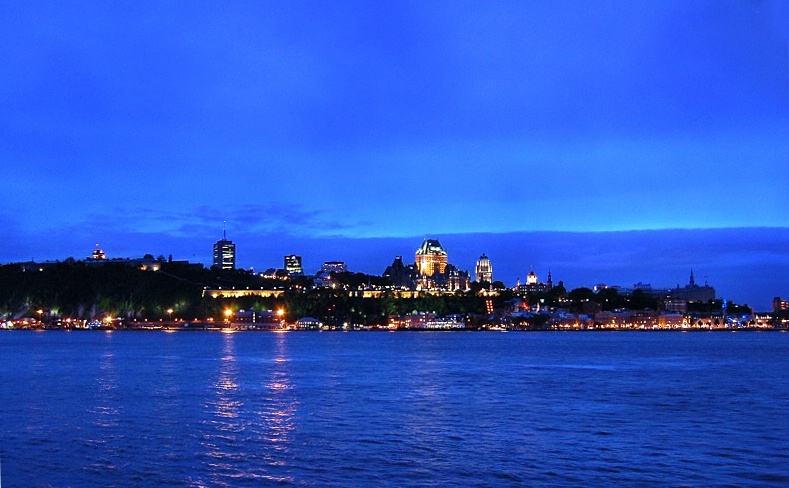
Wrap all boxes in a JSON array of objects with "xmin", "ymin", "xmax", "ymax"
[
  {"xmin": 213, "ymin": 238, "xmax": 236, "ymax": 270},
  {"xmin": 284, "ymin": 255, "xmax": 303, "ymax": 275},
  {"xmin": 476, "ymin": 254, "xmax": 493, "ymax": 283},
  {"xmin": 668, "ymin": 270, "xmax": 715, "ymax": 303},
  {"xmin": 384, "ymin": 239, "xmax": 471, "ymax": 292},
  {"xmin": 444, "ymin": 264, "xmax": 471, "ymax": 292},
  {"xmin": 321, "ymin": 261, "xmax": 347, "ymax": 273},
  {"xmin": 383, "ymin": 256, "xmax": 419, "ymax": 289},
  {"xmin": 91, "ymin": 245, "xmax": 107, "ymax": 261},
  {"xmin": 514, "ymin": 268, "xmax": 553, "ymax": 294},
  {"xmin": 415, "ymin": 239, "xmax": 448, "ymax": 277}
]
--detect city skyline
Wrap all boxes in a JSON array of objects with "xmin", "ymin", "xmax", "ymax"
[
  {"xmin": 5, "ymin": 228, "xmax": 789, "ymax": 312},
  {"xmin": 2, "ymin": 2, "xmax": 788, "ymax": 310}
]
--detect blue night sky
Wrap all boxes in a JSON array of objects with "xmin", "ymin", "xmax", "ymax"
[{"xmin": 1, "ymin": 1, "xmax": 788, "ymax": 309}]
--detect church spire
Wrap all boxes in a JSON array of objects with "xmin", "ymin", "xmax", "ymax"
[{"xmin": 689, "ymin": 269, "xmax": 695, "ymax": 286}]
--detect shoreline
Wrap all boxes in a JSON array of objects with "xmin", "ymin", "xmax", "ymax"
[{"xmin": 2, "ymin": 326, "xmax": 785, "ymax": 333}]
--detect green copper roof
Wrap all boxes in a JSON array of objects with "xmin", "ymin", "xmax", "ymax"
[{"xmin": 416, "ymin": 239, "xmax": 447, "ymax": 256}]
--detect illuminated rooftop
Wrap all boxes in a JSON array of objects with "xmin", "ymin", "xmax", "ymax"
[{"xmin": 416, "ymin": 239, "xmax": 447, "ymax": 256}]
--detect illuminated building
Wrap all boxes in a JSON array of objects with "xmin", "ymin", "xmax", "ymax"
[
  {"xmin": 415, "ymin": 239, "xmax": 447, "ymax": 276},
  {"xmin": 213, "ymin": 239, "xmax": 236, "ymax": 270},
  {"xmin": 423, "ymin": 314, "xmax": 466, "ymax": 329},
  {"xmin": 387, "ymin": 312, "xmax": 465, "ymax": 329},
  {"xmin": 770, "ymin": 299, "xmax": 789, "ymax": 328},
  {"xmin": 234, "ymin": 309, "xmax": 282, "ymax": 329},
  {"xmin": 92, "ymin": 244, "xmax": 107, "ymax": 261},
  {"xmin": 321, "ymin": 261, "xmax": 347, "ymax": 273},
  {"xmin": 285, "ymin": 255, "xmax": 303, "ymax": 275},
  {"xmin": 314, "ymin": 271, "xmax": 336, "ymax": 288},
  {"xmin": 316, "ymin": 261, "xmax": 347, "ymax": 288},
  {"xmin": 514, "ymin": 268, "xmax": 553, "ymax": 294},
  {"xmin": 296, "ymin": 316, "xmax": 321, "ymax": 330},
  {"xmin": 663, "ymin": 299, "xmax": 688, "ymax": 314},
  {"xmin": 445, "ymin": 264, "xmax": 471, "ymax": 291},
  {"xmin": 388, "ymin": 312, "xmax": 436, "ymax": 329},
  {"xmin": 384, "ymin": 239, "xmax": 471, "ymax": 291},
  {"xmin": 476, "ymin": 254, "xmax": 493, "ymax": 283},
  {"xmin": 212, "ymin": 225, "xmax": 236, "ymax": 270},
  {"xmin": 383, "ymin": 240, "xmax": 469, "ymax": 292}
]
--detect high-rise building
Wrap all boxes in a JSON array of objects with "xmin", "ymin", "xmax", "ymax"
[
  {"xmin": 415, "ymin": 239, "xmax": 447, "ymax": 277},
  {"xmin": 475, "ymin": 253, "xmax": 492, "ymax": 283},
  {"xmin": 212, "ymin": 225, "xmax": 236, "ymax": 270},
  {"xmin": 285, "ymin": 255, "xmax": 303, "ymax": 275}
]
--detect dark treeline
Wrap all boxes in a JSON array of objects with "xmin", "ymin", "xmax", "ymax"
[{"xmin": 0, "ymin": 261, "xmax": 212, "ymax": 320}]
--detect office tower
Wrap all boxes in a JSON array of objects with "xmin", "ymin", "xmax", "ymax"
[{"xmin": 212, "ymin": 225, "xmax": 236, "ymax": 270}]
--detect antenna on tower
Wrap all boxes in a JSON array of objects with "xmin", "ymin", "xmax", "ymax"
[{"xmin": 223, "ymin": 221, "xmax": 226, "ymax": 240}]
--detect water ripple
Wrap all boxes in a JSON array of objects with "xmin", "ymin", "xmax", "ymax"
[{"xmin": 2, "ymin": 331, "xmax": 789, "ymax": 486}]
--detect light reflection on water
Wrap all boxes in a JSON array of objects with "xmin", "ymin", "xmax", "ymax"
[
  {"xmin": 196, "ymin": 331, "xmax": 300, "ymax": 486},
  {"xmin": 2, "ymin": 331, "xmax": 789, "ymax": 487},
  {"xmin": 262, "ymin": 332, "xmax": 297, "ymax": 447},
  {"xmin": 91, "ymin": 332, "xmax": 121, "ymax": 428},
  {"xmin": 199, "ymin": 331, "xmax": 244, "ymax": 487},
  {"xmin": 251, "ymin": 332, "xmax": 298, "ymax": 484},
  {"xmin": 86, "ymin": 332, "xmax": 122, "ymax": 474}
]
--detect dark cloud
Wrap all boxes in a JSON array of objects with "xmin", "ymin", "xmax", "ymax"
[
  {"xmin": 73, "ymin": 204, "xmax": 357, "ymax": 239},
  {"xmin": 192, "ymin": 204, "xmax": 358, "ymax": 235}
]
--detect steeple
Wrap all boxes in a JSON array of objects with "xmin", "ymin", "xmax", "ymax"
[{"xmin": 689, "ymin": 269, "xmax": 696, "ymax": 286}]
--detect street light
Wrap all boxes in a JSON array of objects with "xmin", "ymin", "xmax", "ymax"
[
  {"xmin": 167, "ymin": 308, "xmax": 174, "ymax": 323},
  {"xmin": 224, "ymin": 309, "xmax": 233, "ymax": 323},
  {"xmin": 37, "ymin": 309, "xmax": 44, "ymax": 325}
]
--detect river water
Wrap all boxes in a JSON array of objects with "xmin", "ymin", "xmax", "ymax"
[{"xmin": 1, "ymin": 330, "xmax": 787, "ymax": 487}]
